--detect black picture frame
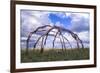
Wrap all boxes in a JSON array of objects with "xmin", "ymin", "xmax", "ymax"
[{"xmin": 10, "ymin": 0, "xmax": 97, "ymax": 73}]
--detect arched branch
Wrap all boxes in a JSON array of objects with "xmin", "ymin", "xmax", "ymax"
[
  {"xmin": 59, "ymin": 29, "xmax": 66, "ymax": 50},
  {"xmin": 26, "ymin": 25, "xmax": 84, "ymax": 54},
  {"xmin": 60, "ymin": 33, "xmax": 66, "ymax": 50},
  {"xmin": 33, "ymin": 27, "xmax": 54, "ymax": 53},
  {"xmin": 26, "ymin": 25, "xmax": 52, "ymax": 52},
  {"xmin": 62, "ymin": 35, "xmax": 72, "ymax": 49},
  {"xmin": 52, "ymin": 30, "xmax": 59, "ymax": 48},
  {"xmin": 59, "ymin": 35, "xmax": 64, "ymax": 51},
  {"xmin": 40, "ymin": 36, "xmax": 45, "ymax": 53},
  {"xmin": 75, "ymin": 36, "xmax": 84, "ymax": 49},
  {"xmin": 26, "ymin": 32, "xmax": 33, "ymax": 54}
]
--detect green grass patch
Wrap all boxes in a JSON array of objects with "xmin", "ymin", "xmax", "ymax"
[{"xmin": 21, "ymin": 48, "xmax": 89, "ymax": 63}]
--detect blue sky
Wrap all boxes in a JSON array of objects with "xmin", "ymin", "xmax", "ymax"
[
  {"xmin": 49, "ymin": 13, "xmax": 72, "ymax": 27},
  {"xmin": 20, "ymin": 10, "xmax": 90, "ymax": 49}
]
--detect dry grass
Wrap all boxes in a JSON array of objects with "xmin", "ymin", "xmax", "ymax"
[{"xmin": 21, "ymin": 48, "xmax": 89, "ymax": 63}]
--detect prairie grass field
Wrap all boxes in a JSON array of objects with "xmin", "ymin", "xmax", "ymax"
[{"xmin": 21, "ymin": 48, "xmax": 89, "ymax": 63}]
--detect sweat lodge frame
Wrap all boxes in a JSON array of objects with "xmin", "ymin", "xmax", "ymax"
[{"xmin": 10, "ymin": 0, "xmax": 97, "ymax": 72}]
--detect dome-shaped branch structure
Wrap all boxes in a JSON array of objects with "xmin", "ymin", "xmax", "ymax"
[{"xmin": 26, "ymin": 25, "xmax": 84, "ymax": 54}]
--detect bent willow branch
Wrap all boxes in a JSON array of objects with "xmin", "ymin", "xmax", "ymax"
[{"xmin": 26, "ymin": 25, "xmax": 84, "ymax": 54}]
